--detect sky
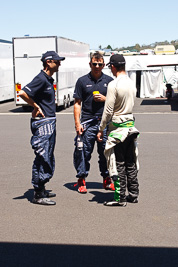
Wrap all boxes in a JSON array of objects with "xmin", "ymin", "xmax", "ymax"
[{"xmin": 1, "ymin": 0, "xmax": 178, "ymax": 50}]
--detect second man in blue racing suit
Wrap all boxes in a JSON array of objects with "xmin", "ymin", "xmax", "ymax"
[{"xmin": 73, "ymin": 51, "xmax": 114, "ymax": 193}]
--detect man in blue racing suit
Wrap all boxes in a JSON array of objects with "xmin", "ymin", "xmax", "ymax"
[
  {"xmin": 73, "ymin": 51, "xmax": 114, "ymax": 193},
  {"xmin": 19, "ymin": 51, "xmax": 65, "ymax": 205}
]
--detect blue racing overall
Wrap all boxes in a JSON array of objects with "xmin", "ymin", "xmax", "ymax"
[
  {"xmin": 30, "ymin": 117, "xmax": 56, "ymax": 190},
  {"xmin": 73, "ymin": 117, "xmax": 109, "ymax": 179}
]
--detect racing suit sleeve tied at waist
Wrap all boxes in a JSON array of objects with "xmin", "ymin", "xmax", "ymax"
[
  {"xmin": 104, "ymin": 123, "xmax": 139, "ymax": 177},
  {"xmin": 112, "ymin": 120, "xmax": 134, "ymax": 128},
  {"xmin": 30, "ymin": 118, "xmax": 56, "ymax": 187}
]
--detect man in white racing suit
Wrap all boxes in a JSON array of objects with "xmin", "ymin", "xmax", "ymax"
[{"xmin": 97, "ymin": 54, "xmax": 139, "ymax": 207}]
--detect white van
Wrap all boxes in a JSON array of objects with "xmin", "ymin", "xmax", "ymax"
[{"xmin": 154, "ymin": 45, "xmax": 175, "ymax": 55}]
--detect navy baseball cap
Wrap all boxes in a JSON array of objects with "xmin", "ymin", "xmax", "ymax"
[
  {"xmin": 41, "ymin": 51, "xmax": 65, "ymax": 62},
  {"xmin": 106, "ymin": 54, "xmax": 125, "ymax": 67}
]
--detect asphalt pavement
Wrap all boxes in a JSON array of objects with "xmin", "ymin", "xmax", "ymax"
[{"xmin": 0, "ymin": 98, "xmax": 178, "ymax": 267}]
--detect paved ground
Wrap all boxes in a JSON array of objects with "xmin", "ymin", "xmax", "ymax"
[{"xmin": 0, "ymin": 98, "xmax": 178, "ymax": 267}]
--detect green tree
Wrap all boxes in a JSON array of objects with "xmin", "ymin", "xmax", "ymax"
[
  {"xmin": 135, "ymin": 43, "xmax": 141, "ymax": 51},
  {"xmin": 106, "ymin": 45, "xmax": 112, "ymax": 50}
]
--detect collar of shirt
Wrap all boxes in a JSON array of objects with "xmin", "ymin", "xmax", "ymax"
[
  {"xmin": 89, "ymin": 71, "xmax": 104, "ymax": 82},
  {"xmin": 41, "ymin": 70, "xmax": 54, "ymax": 83}
]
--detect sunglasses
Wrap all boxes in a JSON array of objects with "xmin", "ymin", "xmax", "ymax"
[{"xmin": 91, "ymin": 63, "xmax": 104, "ymax": 67}]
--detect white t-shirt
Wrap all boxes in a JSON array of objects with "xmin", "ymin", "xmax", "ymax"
[{"xmin": 99, "ymin": 74, "xmax": 136, "ymax": 131}]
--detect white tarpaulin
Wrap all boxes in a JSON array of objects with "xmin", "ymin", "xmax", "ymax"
[{"xmin": 140, "ymin": 70, "xmax": 162, "ymax": 98}]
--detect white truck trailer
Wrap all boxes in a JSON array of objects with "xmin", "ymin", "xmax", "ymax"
[
  {"xmin": 0, "ymin": 40, "xmax": 14, "ymax": 102},
  {"xmin": 13, "ymin": 36, "xmax": 90, "ymax": 109}
]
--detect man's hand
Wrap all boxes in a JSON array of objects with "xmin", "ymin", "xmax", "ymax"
[
  {"xmin": 32, "ymin": 106, "xmax": 45, "ymax": 118},
  {"xmin": 75, "ymin": 123, "xmax": 84, "ymax": 135},
  {"xmin": 97, "ymin": 130, "xmax": 103, "ymax": 142},
  {"xmin": 19, "ymin": 90, "xmax": 45, "ymax": 118},
  {"xmin": 93, "ymin": 93, "xmax": 106, "ymax": 102}
]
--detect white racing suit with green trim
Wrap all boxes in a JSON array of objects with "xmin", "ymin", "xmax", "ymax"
[{"xmin": 104, "ymin": 119, "xmax": 139, "ymax": 202}]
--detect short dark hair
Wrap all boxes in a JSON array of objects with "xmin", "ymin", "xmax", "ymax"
[
  {"xmin": 114, "ymin": 64, "xmax": 125, "ymax": 72},
  {"xmin": 43, "ymin": 61, "xmax": 47, "ymax": 68},
  {"xmin": 43, "ymin": 59, "xmax": 53, "ymax": 69},
  {"xmin": 90, "ymin": 51, "xmax": 104, "ymax": 62}
]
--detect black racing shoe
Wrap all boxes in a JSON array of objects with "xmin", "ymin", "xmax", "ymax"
[
  {"xmin": 32, "ymin": 197, "xmax": 56, "ymax": 205},
  {"xmin": 126, "ymin": 195, "xmax": 138, "ymax": 203},
  {"xmin": 43, "ymin": 190, "xmax": 56, "ymax": 198},
  {"xmin": 104, "ymin": 200, "xmax": 127, "ymax": 207}
]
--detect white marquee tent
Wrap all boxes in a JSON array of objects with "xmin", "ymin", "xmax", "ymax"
[{"xmin": 103, "ymin": 55, "xmax": 178, "ymax": 98}]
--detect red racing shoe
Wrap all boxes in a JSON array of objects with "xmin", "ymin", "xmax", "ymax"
[
  {"xmin": 103, "ymin": 177, "xmax": 115, "ymax": 191},
  {"xmin": 77, "ymin": 178, "xmax": 87, "ymax": 193}
]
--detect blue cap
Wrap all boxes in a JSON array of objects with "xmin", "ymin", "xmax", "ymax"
[{"xmin": 41, "ymin": 51, "xmax": 65, "ymax": 62}]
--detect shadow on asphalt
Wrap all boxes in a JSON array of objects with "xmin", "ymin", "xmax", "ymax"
[
  {"xmin": 64, "ymin": 181, "xmax": 103, "ymax": 191},
  {"xmin": 13, "ymin": 185, "xmax": 114, "ymax": 204},
  {"xmin": 9, "ymin": 107, "xmax": 25, "ymax": 113},
  {"xmin": 140, "ymin": 98, "xmax": 178, "ymax": 111},
  {"xmin": 64, "ymin": 182, "xmax": 114, "ymax": 203},
  {"xmin": 13, "ymin": 189, "xmax": 33, "ymax": 202},
  {"xmin": 89, "ymin": 191, "xmax": 114, "ymax": 203},
  {"xmin": 13, "ymin": 189, "xmax": 54, "ymax": 203},
  {"xmin": 0, "ymin": 242, "xmax": 177, "ymax": 267}
]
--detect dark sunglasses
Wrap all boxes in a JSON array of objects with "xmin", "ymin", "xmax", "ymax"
[{"xmin": 92, "ymin": 63, "xmax": 104, "ymax": 67}]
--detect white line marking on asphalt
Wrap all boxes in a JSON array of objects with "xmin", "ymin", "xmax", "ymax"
[
  {"xmin": 56, "ymin": 113, "xmax": 73, "ymax": 115},
  {"xmin": 0, "ymin": 113, "xmax": 74, "ymax": 115},
  {"xmin": 134, "ymin": 112, "xmax": 178, "ymax": 115},
  {"xmin": 141, "ymin": 132, "xmax": 178, "ymax": 134},
  {"xmin": 1, "ymin": 112, "xmax": 178, "ymax": 116},
  {"xmin": 0, "ymin": 113, "xmax": 31, "ymax": 115}
]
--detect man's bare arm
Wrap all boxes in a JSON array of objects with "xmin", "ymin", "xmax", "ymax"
[{"xmin": 74, "ymin": 98, "xmax": 83, "ymax": 135}]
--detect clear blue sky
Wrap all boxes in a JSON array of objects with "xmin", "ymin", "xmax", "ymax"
[{"xmin": 1, "ymin": 0, "xmax": 178, "ymax": 49}]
